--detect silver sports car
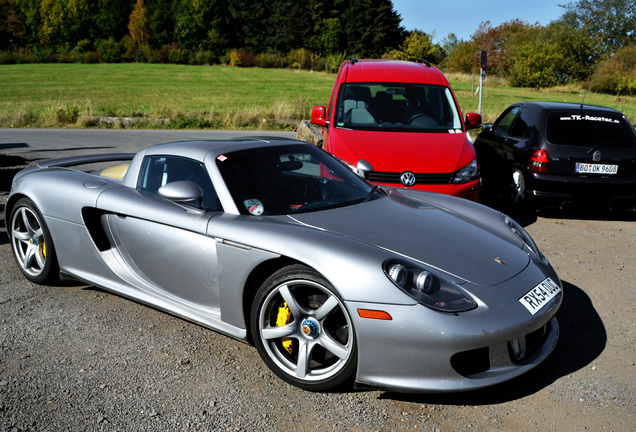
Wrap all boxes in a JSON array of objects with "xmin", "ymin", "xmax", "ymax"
[{"xmin": 6, "ymin": 137, "xmax": 562, "ymax": 393}]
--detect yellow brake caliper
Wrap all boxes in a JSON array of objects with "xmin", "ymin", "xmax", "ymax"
[{"xmin": 276, "ymin": 302, "xmax": 294, "ymax": 354}]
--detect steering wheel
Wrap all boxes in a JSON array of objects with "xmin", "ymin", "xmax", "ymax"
[{"xmin": 406, "ymin": 113, "xmax": 429, "ymax": 124}]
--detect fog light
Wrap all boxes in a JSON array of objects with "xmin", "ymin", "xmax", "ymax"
[{"xmin": 509, "ymin": 337, "xmax": 527, "ymax": 362}]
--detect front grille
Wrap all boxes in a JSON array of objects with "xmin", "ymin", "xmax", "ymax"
[{"xmin": 368, "ymin": 171, "xmax": 453, "ymax": 185}]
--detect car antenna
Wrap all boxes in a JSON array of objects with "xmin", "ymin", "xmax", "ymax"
[
  {"xmin": 350, "ymin": 56, "xmax": 358, "ymax": 65},
  {"xmin": 580, "ymin": 92, "xmax": 586, "ymax": 109},
  {"xmin": 409, "ymin": 58, "xmax": 431, "ymax": 67}
]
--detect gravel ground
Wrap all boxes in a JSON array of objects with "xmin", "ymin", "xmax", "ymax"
[{"xmin": 1, "ymin": 157, "xmax": 634, "ymax": 431}]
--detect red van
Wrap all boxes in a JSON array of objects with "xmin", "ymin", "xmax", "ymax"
[{"xmin": 312, "ymin": 58, "xmax": 482, "ymax": 201}]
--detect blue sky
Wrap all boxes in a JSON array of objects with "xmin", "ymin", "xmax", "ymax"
[{"xmin": 392, "ymin": 0, "xmax": 566, "ymax": 42}]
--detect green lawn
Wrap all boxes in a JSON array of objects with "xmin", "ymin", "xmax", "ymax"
[{"xmin": 0, "ymin": 63, "xmax": 634, "ymax": 128}]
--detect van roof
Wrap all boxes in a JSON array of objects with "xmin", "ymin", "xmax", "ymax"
[{"xmin": 341, "ymin": 59, "xmax": 449, "ymax": 86}]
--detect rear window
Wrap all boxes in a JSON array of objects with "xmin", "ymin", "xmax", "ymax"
[
  {"xmin": 546, "ymin": 111, "xmax": 636, "ymax": 147},
  {"xmin": 334, "ymin": 82, "xmax": 462, "ymax": 132}
]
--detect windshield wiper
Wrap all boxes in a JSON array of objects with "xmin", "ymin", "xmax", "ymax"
[
  {"xmin": 587, "ymin": 141, "xmax": 621, "ymax": 154},
  {"xmin": 364, "ymin": 186, "xmax": 385, "ymax": 202}
]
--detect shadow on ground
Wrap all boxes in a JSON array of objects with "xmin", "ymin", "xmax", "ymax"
[{"xmin": 484, "ymin": 197, "xmax": 636, "ymax": 226}]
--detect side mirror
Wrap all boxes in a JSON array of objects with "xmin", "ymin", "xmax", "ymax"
[
  {"xmin": 356, "ymin": 159, "xmax": 374, "ymax": 179},
  {"xmin": 482, "ymin": 123, "xmax": 493, "ymax": 132},
  {"xmin": 464, "ymin": 112, "xmax": 482, "ymax": 130},
  {"xmin": 311, "ymin": 106, "xmax": 327, "ymax": 126},
  {"xmin": 158, "ymin": 181, "xmax": 202, "ymax": 202}
]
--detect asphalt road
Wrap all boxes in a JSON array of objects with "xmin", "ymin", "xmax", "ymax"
[
  {"xmin": 1, "ymin": 129, "xmax": 634, "ymax": 431},
  {"xmin": 0, "ymin": 128, "xmax": 297, "ymax": 160}
]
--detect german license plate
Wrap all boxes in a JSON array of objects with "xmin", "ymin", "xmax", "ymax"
[
  {"xmin": 519, "ymin": 278, "xmax": 561, "ymax": 315},
  {"xmin": 575, "ymin": 163, "xmax": 618, "ymax": 174}
]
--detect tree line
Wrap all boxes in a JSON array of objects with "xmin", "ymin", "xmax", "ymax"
[
  {"xmin": 0, "ymin": 0, "xmax": 402, "ymax": 67},
  {"xmin": 0, "ymin": 0, "xmax": 634, "ymax": 95}
]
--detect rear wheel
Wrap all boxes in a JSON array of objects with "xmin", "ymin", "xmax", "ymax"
[
  {"xmin": 9, "ymin": 198, "xmax": 59, "ymax": 284},
  {"xmin": 250, "ymin": 265, "xmax": 356, "ymax": 391}
]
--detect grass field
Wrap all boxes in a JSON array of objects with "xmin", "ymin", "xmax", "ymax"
[{"xmin": 0, "ymin": 63, "xmax": 634, "ymax": 129}]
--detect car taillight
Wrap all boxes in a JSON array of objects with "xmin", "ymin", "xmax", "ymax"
[{"xmin": 529, "ymin": 149, "xmax": 549, "ymax": 174}]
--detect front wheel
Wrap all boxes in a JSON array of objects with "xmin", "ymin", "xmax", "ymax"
[
  {"xmin": 9, "ymin": 198, "xmax": 59, "ymax": 284},
  {"xmin": 250, "ymin": 265, "xmax": 357, "ymax": 391}
]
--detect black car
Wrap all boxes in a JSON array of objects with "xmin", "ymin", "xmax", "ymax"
[{"xmin": 474, "ymin": 101, "xmax": 636, "ymax": 210}]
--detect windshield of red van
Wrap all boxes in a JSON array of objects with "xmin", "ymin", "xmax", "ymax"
[{"xmin": 334, "ymin": 83, "xmax": 463, "ymax": 132}]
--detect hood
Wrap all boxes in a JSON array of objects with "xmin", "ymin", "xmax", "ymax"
[
  {"xmin": 288, "ymin": 194, "xmax": 529, "ymax": 286},
  {"xmin": 329, "ymin": 129, "xmax": 474, "ymax": 173}
]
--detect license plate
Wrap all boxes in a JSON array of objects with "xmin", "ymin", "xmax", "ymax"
[
  {"xmin": 575, "ymin": 163, "xmax": 618, "ymax": 174},
  {"xmin": 519, "ymin": 278, "xmax": 561, "ymax": 315}
]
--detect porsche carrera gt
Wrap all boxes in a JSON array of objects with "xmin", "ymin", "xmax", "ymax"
[{"xmin": 6, "ymin": 137, "xmax": 562, "ymax": 393}]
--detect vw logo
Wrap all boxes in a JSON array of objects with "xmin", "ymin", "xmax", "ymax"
[
  {"xmin": 401, "ymin": 171, "xmax": 416, "ymax": 187},
  {"xmin": 592, "ymin": 150, "xmax": 601, "ymax": 162}
]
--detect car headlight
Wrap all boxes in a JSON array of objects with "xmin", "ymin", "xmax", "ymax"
[
  {"xmin": 384, "ymin": 260, "xmax": 477, "ymax": 313},
  {"xmin": 453, "ymin": 158, "xmax": 479, "ymax": 184},
  {"xmin": 501, "ymin": 213, "xmax": 542, "ymax": 259}
]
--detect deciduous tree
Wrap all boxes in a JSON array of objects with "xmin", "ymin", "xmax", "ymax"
[
  {"xmin": 318, "ymin": 17, "xmax": 342, "ymax": 55},
  {"xmin": 588, "ymin": 44, "xmax": 636, "ymax": 95},
  {"xmin": 443, "ymin": 40, "xmax": 478, "ymax": 74},
  {"xmin": 507, "ymin": 20, "xmax": 597, "ymax": 88},
  {"xmin": 128, "ymin": 0, "xmax": 149, "ymax": 46},
  {"xmin": 96, "ymin": 0, "xmax": 131, "ymax": 41},
  {"xmin": 560, "ymin": 0, "xmax": 636, "ymax": 56},
  {"xmin": 1, "ymin": 0, "xmax": 28, "ymax": 48},
  {"xmin": 38, "ymin": 0, "xmax": 95, "ymax": 50},
  {"xmin": 472, "ymin": 19, "xmax": 538, "ymax": 77},
  {"xmin": 386, "ymin": 30, "xmax": 444, "ymax": 64}
]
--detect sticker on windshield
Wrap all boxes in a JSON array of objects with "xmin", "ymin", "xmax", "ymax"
[
  {"xmin": 217, "ymin": 155, "xmax": 228, "ymax": 162},
  {"xmin": 558, "ymin": 114, "xmax": 619, "ymax": 124},
  {"xmin": 244, "ymin": 199, "xmax": 264, "ymax": 215}
]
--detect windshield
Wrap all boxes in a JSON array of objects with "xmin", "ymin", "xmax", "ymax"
[
  {"xmin": 546, "ymin": 111, "xmax": 636, "ymax": 147},
  {"xmin": 334, "ymin": 82, "xmax": 462, "ymax": 132},
  {"xmin": 216, "ymin": 144, "xmax": 378, "ymax": 216}
]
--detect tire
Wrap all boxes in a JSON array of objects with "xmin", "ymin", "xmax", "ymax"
[
  {"xmin": 250, "ymin": 265, "xmax": 357, "ymax": 391},
  {"xmin": 9, "ymin": 198, "xmax": 59, "ymax": 284}
]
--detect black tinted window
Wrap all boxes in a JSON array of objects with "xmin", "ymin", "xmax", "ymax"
[
  {"xmin": 510, "ymin": 108, "xmax": 532, "ymax": 138},
  {"xmin": 546, "ymin": 111, "xmax": 636, "ymax": 147}
]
